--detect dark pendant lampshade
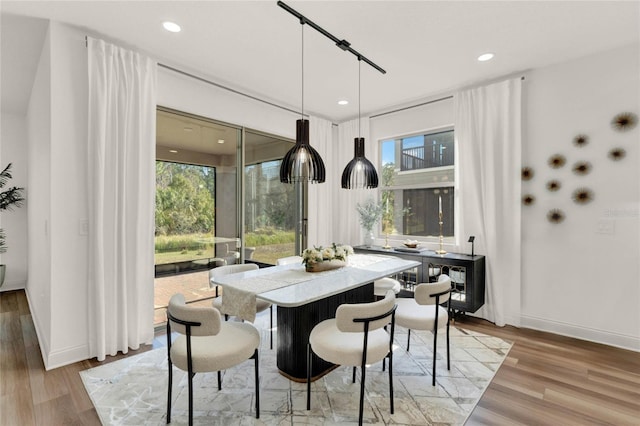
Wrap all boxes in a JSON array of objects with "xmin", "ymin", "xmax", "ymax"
[
  {"xmin": 280, "ymin": 119, "xmax": 326, "ymax": 184},
  {"xmin": 341, "ymin": 137, "xmax": 378, "ymax": 189}
]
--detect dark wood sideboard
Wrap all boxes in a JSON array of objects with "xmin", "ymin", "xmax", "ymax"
[{"xmin": 354, "ymin": 245, "xmax": 486, "ymax": 314}]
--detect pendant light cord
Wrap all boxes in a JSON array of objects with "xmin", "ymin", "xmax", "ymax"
[
  {"xmin": 358, "ymin": 57, "xmax": 361, "ymax": 138},
  {"xmin": 301, "ymin": 23, "xmax": 304, "ymax": 120}
]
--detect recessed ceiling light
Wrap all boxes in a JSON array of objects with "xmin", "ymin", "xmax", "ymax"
[
  {"xmin": 169, "ymin": 149, "xmax": 178, "ymax": 153},
  {"xmin": 338, "ymin": 99, "xmax": 349, "ymax": 106},
  {"xmin": 163, "ymin": 21, "xmax": 181, "ymax": 33},
  {"xmin": 217, "ymin": 139, "xmax": 225, "ymax": 144},
  {"xmin": 477, "ymin": 53, "xmax": 494, "ymax": 62}
]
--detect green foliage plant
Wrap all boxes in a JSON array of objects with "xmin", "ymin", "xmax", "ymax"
[
  {"xmin": 155, "ymin": 161, "xmax": 216, "ymax": 236},
  {"xmin": 356, "ymin": 197, "xmax": 383, "ymax": 233},
  {"xmin": 0, "ymin": 163, "xmax": 25, "ymax": 254}
]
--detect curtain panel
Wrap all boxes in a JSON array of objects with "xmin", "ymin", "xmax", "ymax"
[
  {"xmin": 306, "ymin": 117, "xmax": 375, "ymax": 248},
  {"xmin": 336, "ymin": 118, "xmax": 373, "ymax": 247},
  {"xmin": 87, "ymin": 37, "xmax": 157, "ymax": 360},
  {"xmin": 454, "ymin": 78, "xmax": 522, "ymax": 327},
  {"xmin": 307, "ymin": 115, "xmax": 335, "ymax": 247}
]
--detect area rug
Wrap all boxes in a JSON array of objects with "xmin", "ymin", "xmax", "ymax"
[{"xmin": 81, "ymin": 320, "xmax": 511, "ymax": 425}]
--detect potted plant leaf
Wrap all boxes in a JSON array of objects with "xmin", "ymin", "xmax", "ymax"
[
  {"xmin": 0, "ymin": 163, "xmax": 25, "ymax": 287},
  {"xmin": 356, "ymin": 197, "xmax": 383, "ymax": 247}
]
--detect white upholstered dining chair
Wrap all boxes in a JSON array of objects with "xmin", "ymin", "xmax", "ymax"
[
  {"xmin": 306, "ymin": 290, "xmax": 397, "ymax": 426},
  {"xmin": 373, "ymin": 277, "xmax": 401, "ymax": 298},
  {"xmin": 209, "ymin": 263, "xmax": 274, "ymax": 349},
  {"xmin": 166, "ymin": 293, "xmax": 260, "ymax": 425},
  {"xmin": 394, "ymin": 274, "xmax": 453, "ymax": 386}
]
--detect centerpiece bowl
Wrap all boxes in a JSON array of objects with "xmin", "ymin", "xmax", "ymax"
[
  {"xmin": 302, "ymin": 243, "xmax": 353, "ymax": 273},
  {"xmin": 403, "ymin": 240, "xmax": 419, "ymax": 249}
]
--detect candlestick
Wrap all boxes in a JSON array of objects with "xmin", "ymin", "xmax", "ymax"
[
  {"xmin": 383, "ymin": 231, "xmax": 391, "ymax": 249},
  {"xmin": 439, "ymin": 195, "xmax": 442, "ymax": 215},
  {"xmin": 435, "ymin": 210, "xmax": 447, "ymax": 255}
]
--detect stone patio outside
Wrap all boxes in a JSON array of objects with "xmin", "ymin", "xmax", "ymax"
[{"xmin": 154, "ymin": 270, "xmax": 217, "ymax": 325}]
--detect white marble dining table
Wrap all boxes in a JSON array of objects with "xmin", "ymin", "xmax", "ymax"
[{"xmin": 211, "ymin": 253, "xmax": 420, "ymax": 380}]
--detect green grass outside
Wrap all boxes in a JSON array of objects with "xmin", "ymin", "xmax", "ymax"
[
  {"xmin": 155, "ymin": 230, "xmax": 296, "ymax": 266},
  {"xmin": 250, "ymin": 242, "xmax": 296, "ymax": 265}
]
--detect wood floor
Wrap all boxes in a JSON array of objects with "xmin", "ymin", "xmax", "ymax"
[{"xmin": 1, "ymin": 289, "xmax": 638, "ymax": 425}]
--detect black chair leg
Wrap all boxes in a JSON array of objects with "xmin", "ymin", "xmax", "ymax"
[
  {"xmin": 352, "ymin": 366, "xmax": 357, "ymax": 383},
  {"xmin": 383, "ymin": 324, "xmax": 388, "ymax": 371},
  {"xmin": 388, "ymin": 352, "xmax": 394, "ymax": 414},
  {"xmin": 306, "ymin": 343, "xmax": 312, "ymax": 410},
  {"xmin": 167, "ymin": 362, "xmax": 172, "ymax": 424},
  {"xmin": 253, "ymin": 349, "xmax": 260, "ymax": 419},
  {"xmin": 217, "ymin": 371, "xmax": 222, "ymax": 391},
  {"xmin": 188, "ymin": 371, "xmax": 194, "ymax": 426},
  {"xmin": 358, "ymin": 365, "xmax": 366, "ymax": 426},
  {"xmin": 446, "ymin": 322, "xmax": 451, "ymax": 370},
  {"xmin": 407, "ymin": 329, "xmax": 411, "ymax": 351},
  {"xmin": 270, "ymin": 305, "xmax": 273, "ymax": 350},
  {"xmin": 432, "ymin": 327, "xmax": 438, "ymax": 386}
]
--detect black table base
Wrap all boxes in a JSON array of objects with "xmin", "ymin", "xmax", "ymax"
[{"xmin": 276, "ymin": 282, "xmax": 374, "ymax": 381}]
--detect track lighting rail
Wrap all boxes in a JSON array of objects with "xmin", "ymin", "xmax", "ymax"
[{"xmin": 277, "ymin": 1, "xmax": 386, "ymax": 75}]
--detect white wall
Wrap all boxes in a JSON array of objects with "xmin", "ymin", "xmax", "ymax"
[
  {"xmin": 0, "ymin": 112, "xmax": 28, "ymax": 290},
  {"xmin": 157, "ymin": 69, "xmax": 297, "ymax": 141},
  {"xmin": 26, "ymin": 25, "xmax": 52, "ymax": 358},
  {"xmin": 369, "ymin": 45, "xmax": 639, "ymax": 351},
  {"xmin": 370, "ymin": 97, "xmax": 454, "ymax": 145},
  {"xmin": 521, "ymin": 44, "xmax": 639, "ymax": 350},
  {"xmin": 47, "ymin": 22, "xmax": 90, "ymax": 366},
  {"xmin": 24, "ymin": 22, "xmax": 90, "ymax": 369}
]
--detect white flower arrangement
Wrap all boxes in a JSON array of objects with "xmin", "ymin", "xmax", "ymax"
[{"xmin": 302, "ymin": 243, "xmax": 353, "ymax": 269}]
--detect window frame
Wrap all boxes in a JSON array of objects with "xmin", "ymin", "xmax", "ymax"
[{"xmin": 378, "ymin": 125, "xmax": 456, "ymax": 245}]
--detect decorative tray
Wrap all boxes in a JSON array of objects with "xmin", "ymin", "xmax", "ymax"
[{"xmin": 393, "ymin": 247, "xmax": 428, "ymax": 253}]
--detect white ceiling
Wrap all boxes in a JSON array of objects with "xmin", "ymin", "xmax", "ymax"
[{"xmin": 1, "ymin": 1, "xmax": 639, "ymax": 122}]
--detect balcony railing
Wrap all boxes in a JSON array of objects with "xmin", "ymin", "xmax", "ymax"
[
  {"xmin": 401, "ymin": 146, "xmax": 426, "ymax": 171},
  {"xmin": 401, "ymin": 144, "xmax": 454, "ymax": 171}
]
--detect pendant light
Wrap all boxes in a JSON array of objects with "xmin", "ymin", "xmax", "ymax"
[
  {"xmin": 341, "ymin": 58, "xmax": 379, "ymax": 189},
  {"xmin": 279, "ymin": 21, "xmax": 326, "ymax": 184}
]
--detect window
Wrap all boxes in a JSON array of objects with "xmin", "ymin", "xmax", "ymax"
[
  {"xmin": 243, "ymin": 130, "xmax": 299, "ymax": 265},
  {"xmin": 244, "ymin": 160, "xmax": 296, "ymax": 264},
  {"xmin": 154, "ymin": 107, "xmax": 242, "ymax": 326},
  {"xmin": 155, "ymin": 161, "xmax": 223, "ymax": 271},
  {"xmin": 379, "ymin": 129, "xmax": 454, "ymax": 240}
]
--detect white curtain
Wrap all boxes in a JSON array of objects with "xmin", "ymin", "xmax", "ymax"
[
  {"xmin": 335, "ymin": 118, "xmax": 372, "ymax": 247},
  {"xmin": 306, "ymin": 116, "xmax": 374, "ymax": 248},
  {"xmin": 454, "ymin": 78, "xmax": 522, "ymax": 327},
  {"xmin": 87, "ymin": 37, "xmax": 157, "ymax": 360},
  {"xmin": 307, "ymin": 115, "xmax": 335, "ymax": 247}
]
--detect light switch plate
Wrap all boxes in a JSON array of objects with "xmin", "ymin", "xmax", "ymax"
[
  {"xmin": 596, "ymin": 218, "xmax": 615, "ymax": 235},
  {"xmin": 79, "ymin": 219, "xmax": 89, "ymax": 235}
]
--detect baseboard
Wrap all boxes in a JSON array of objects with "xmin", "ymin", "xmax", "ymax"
[
  {"xmin": 24, "ymin": 288, "xmax": 91, "ymax": 370},
  {"xmin": 24, "ymin": 288, "xmax": 50, "ymax": 369},
  {"xmin": 45, "ymin": 344, "xmax": 91, "ymax": 371},
  {"xmin": 520, "ymin": 314, "xmax": 639, "ymax": 352},
  {"xmin": 0, "ymin": 279, "xmax": 26, "ymax": 292}
]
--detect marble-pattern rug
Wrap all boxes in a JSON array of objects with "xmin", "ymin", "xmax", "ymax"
[{"xmin": 80, "ymin": 312, "xmax": 511, "ymax": 425}]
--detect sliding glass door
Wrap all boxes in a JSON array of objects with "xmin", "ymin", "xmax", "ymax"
[
  {"xmin": 154, "ymin": 108, "xmax": 242, "ymax": 324},
  {"xmin": 153, "ymin": 108, "xmax": 305, "ymax": 325},
  {"xmin": 243, "ymin": 130, "xmax": 302, "ymax": 264}
]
